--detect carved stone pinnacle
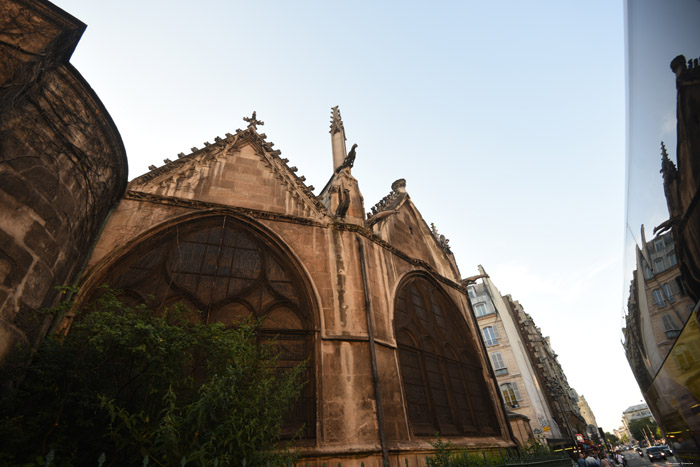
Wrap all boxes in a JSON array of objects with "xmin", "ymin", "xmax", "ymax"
[{"xmin": 330, "ymin": 105, "xmax": 345, "ymax": 135}]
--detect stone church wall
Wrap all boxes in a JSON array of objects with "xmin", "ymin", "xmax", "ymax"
[{"xmin": 0, "ymin": 0, "xmax": 128, "ymax": 361}]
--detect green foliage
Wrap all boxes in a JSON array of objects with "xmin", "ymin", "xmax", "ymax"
[
  {"xmin": 429, "ymin": 435, "xmax": 452, "ymax": 467},
  {"xmin": 518, "ymin": 439, "xmax": 553, "ymax": 457},
  {"xmin": 427, "ymin": 437, "xmax": 562, "ymax": 467},
  {"xmin": 605, "ymin": 432, "xmax": 620, "ymax": 445},
  {"xmin": 628, "ymin": 417, "xmax": 660, "ymax": 443},
  {"xmin": 0, "ymin": 288, "xmax": 304, "ymax": 466}
]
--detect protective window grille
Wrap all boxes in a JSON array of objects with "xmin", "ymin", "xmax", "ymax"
[
  {"xmin": 91, "ymin": 215, "xmax": 316, "ymax": 439},
  {"xmin": 395, "ymin": 277, "xmax": 500, "ymax": 437}
]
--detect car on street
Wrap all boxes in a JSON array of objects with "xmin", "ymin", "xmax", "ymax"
[{"xmin": 646, "ymin": 446, "xmax": 672, "ymax": 461}]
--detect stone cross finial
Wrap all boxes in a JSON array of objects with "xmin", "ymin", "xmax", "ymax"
[{"xmin": 243, "ymin": 111, "xmax": 264, "ymax": 130}]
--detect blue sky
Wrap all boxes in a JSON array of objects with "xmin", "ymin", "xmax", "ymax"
[{"xmin": 55, "ymin": 0, "xmax": 631, "ymax": 431}]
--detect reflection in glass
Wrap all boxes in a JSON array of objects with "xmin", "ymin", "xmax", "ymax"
[{"xmin": 623, "ymin": 1, "xmax": 700, "ymax": 460}]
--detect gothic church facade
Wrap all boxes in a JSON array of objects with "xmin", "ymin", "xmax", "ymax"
[
  {"xmin": 71, "ymin": 110, "xmax": 514, "ymax": 463},
  {"xmin": 1, "ymin": 0, "xmax": 515, "ymax": 464}
]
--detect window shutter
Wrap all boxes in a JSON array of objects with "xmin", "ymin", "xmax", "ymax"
[
  {"xmin": 491, "ymin": 352, "xmax": 505, "ymax": 369},
  {"xmin": 663, "ymin": 283, "xmax": 675, "ymax": 302},
  {"xmin": 653, "ymin": 289, "xmax": 665, "ymax": 307},
  {"xmin": 662, "ymin": 314, "xmax": 676, "ymax": 332},
  {"xmin": 512, "ymin": 381, "xmax": 523, "ymax": 401}
]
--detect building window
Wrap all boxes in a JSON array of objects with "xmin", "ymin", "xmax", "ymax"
[
  {"xmin": 92, "ymin": 215, "xmax": 316, "ymax": 439},
  {"xmin": 654, "ymin": 239, "xmax": 665, "ymax": 252},
  {"xmin": 654, "ymin": 258, "xmax": 665, "ymax": 273},
  {"xmin": 500, "ymin": 382, "xmax": 522, "ymax": 408},
  {"xmin": 491, "ymin": 352, "xmax": 507, "ymax": 376},
  {"xmin": 652, "ymin": 289, "xmax": 665, "ymax": 307},
  {"xmin": 663, "ymin": 283, "xmax": 675, "ymax": 303},
  {"xmin": 662, "ymin": 314, "xmax": 680, "ymax": 339},
  {"xmin": 468, "ymin": 288, "xmax": 476, "ymax": 299},
  {"xmin": 674, "ymin": 346, "xmax": 694, "ymax": 372},
  {"xmin": 644, "ymin": 265, "xmax": 654, "ymax": 279},
  {"xmin": 482, "ymin": 326, "xmax": 499, "ymax": 346},
  {"xmin": 668, "ymin": 251, "xmax": 677, "ymax": 266},
  {"xmin": 395, "ymin": 276, "xmax": 500, "ymax": 436},
  {"xmin": 474, "ymin": 303, "xmax": 488, "ymax": 317}
]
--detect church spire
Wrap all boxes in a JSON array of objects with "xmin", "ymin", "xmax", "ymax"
[{"xmin": 330, "ymin": 106, "xmax": 347, "ymax": 171}]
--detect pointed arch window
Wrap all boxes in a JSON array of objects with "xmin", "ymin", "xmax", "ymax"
[
  {"xmin": 394, "ymin": 276, "xmax": 500, "ymax": 437},
  {"xmin": 92, "ymin": 215, "xmax": 316, "ymax": 439}
]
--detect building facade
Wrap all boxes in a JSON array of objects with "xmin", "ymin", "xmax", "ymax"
[
  {"xmin": 508, "ymin": 297, "xmax": 587, "ymax": 444},
  {"xmin": 466, "ymin": 268, "xmax": 589, "ymax": 448},
  {"xmin": 621, "ymin": 404, "xmax": 656, "ymax": 444},
  {"xmin": 68, "ymin": 107, "xmax": 518, "ymax": 464},
  {"xmin": 623, "ymin": 227, "xmax": 694, "ymax": 384},
  {"xmin": 0, "ymin": 1, "xmax": 523, "ymax": 463},
  {"xmin": 577, "ymin": 395, "xmax": 601, "ymax": 443},
  {"xmin": 467, "ymin": 272, "xmax": 560, "ymax": 443},
  {"xmin": 0, "ymin": 2, "xmax": 521, "ymax": 462}
]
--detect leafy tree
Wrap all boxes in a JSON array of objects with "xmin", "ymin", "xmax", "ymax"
[
  {"xmin": 0, "ymin": 288, "xmax": 304, "ymax": 466},
  {"xmin": 605, "ymin": 432, "xmax": 620, "ymax": 445},
  {"xmin": 628, "ymin": 417, "xmax": 660, "ymax": 444}
]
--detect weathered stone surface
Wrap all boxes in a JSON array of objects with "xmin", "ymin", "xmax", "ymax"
[
  {"xmin": 2, "ymin": 2, "xmax": 514, "ymax": 460},
  {"xmin": 73, "ymin": 117, "xmax": 514, "ymax": 461},
  {"xmin": 0, "ymin": 0, "xmax": 127, "ymax": 362}
]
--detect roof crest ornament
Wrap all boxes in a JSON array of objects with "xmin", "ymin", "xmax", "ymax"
[
  {"xmin": 660, "ymin": 141, "xmax": 677, "ymax": 183},
  {"xmin": 243, "ymin": 111, "xmax": 264, "ymax": 130},
  {"xmin": 330, "ymin": 106, "xmax": 345, "ymax": 137},
  {"xmin": 430, "ymin": 222, "xmax": 452, "ymax": 254},
  {"xmin": 367, "ymin": 178, "xmax": 407, "ymax": 218}
]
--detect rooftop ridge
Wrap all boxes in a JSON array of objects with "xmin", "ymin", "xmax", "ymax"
[
  {"xmin": 131, "ymin": 113, "xmax": 326, "ymax": 214},
  {"xmin": 367, "ymin": 178, "xmax": 407, "ymax": 219},
  {"xmin": 430, "ymin": 222, "xmax": 452, "ymax": 254}
]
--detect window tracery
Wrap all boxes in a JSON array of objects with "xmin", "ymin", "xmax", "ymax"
[
  {"xmin": 94, "ymin": 215, "xmax": 315, "ymax": 438},
  {"xmin": 394, "ymin": 276, "xmax": 500, "ymax": 436}
]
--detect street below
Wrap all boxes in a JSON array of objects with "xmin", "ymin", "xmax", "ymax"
[{"xmin": 624, "ymin": 451, "xmax": 681, "ymax": 467}]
